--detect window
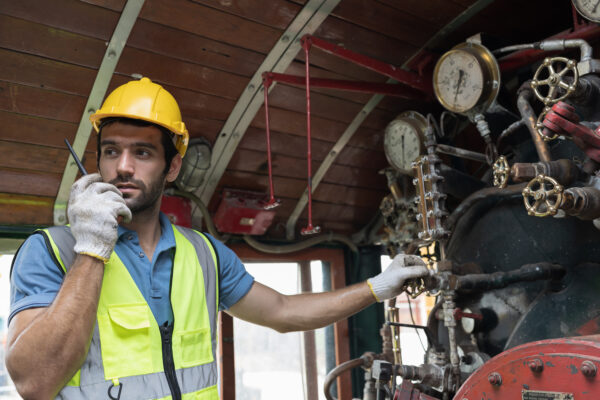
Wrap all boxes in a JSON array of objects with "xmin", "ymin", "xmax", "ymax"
[{"xmin": 233, "ymin": 261, "xmax": 328, "ymax": 400}]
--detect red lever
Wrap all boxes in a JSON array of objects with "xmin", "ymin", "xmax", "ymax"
[
  {"xmin": 453, "ymin": 308, "xmax": 483, "ymax": 321},
  {"xmin": 542, "ymin": 101, "xmax": 600, "ymax": 161},
  {"xmin": 300, "ymin": 36, "xmax": 320, "ymax": 236},
  {"xmin": 261, "ymin": 73, "xmax": 280, "ymax": 210}
]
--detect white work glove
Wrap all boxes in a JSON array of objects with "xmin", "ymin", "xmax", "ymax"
[
  {"xmin": 67, "ymin": 173, "xmax": 132, "ymax": 263},
  {"xmin": 367, "ymin": 254, "xmax": 429, "ymax": 302}
]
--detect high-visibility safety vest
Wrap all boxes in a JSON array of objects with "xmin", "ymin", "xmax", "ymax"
[{"xmin": 39, "ymin": 225, "xmax": 220, "ymax": 400}]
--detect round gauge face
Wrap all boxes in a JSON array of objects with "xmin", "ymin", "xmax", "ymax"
[
  {"xmin": 434, "ymin": 49, "xmax": 485, "ymax": 114},
  {"xmin": 384, "ymin": 119, "xmax": 423, "ymax": 172},
  {"xmin": 573, "ymin": 0, "xmax": 600, "ymax": 22}
]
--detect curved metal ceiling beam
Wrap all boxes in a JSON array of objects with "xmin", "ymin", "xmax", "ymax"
[
  {"xmin": 194, "ymin": 0, "xmax": 341, "ymax": 211},
  {"xmin": 53, "ymin": 0, "xmax": 145, "ymax": 225},
  {"xmin": 285, "ymin": 0, "xmax": 496, "ymax": 240}
]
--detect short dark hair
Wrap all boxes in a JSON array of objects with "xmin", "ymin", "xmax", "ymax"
[{"xmin": 96, "ymin": 117, "xmax": 178, "ymax": 174}]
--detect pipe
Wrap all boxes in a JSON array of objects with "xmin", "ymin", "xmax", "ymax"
[
  {"xmin": 435, "ymin": 144, "xmax": 487, "ymax": 163},
  {"xmin": 171, "ymin": 188, "xmax": 358, "ymax": 253},
  {"xmin": 324, "ymin": 357, "xmax": 367, "ymax": 400},
  {"xmin": 169, "ymin": 189, "xmax": 227, "ymax": 242},
  {"xmin": 242, "ymin": 232, "xmax": 358, "ymax": 254},
  {"xmin": 516, "ymin": 83, "xmax": 552, "ymax": 162},
  {"xmin": 445, "ymin": 183, "xmax": 527, "ymax": 231},
  {"xmin": 496, "ymin": 120, "xmax": 525, "ymax": 148},
  {"xmin": 494, "ymin": 39, "xmax": 592, "ymax": 62}
]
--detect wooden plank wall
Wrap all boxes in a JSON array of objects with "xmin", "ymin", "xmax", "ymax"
[{"xmin": 0, "ymin": 0, "xmax": 571, "ymax": 233}]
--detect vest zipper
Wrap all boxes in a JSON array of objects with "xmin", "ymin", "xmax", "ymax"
[{"xmin": 160, "ymin": 322, "xmax": 182, "ymax": 400}]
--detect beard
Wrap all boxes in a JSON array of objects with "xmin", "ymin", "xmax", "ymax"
[{"xmin": 109, "ymin": 174, "xmax": 165, "ymax": 214}]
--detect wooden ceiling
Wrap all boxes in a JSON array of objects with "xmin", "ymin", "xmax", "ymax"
[{"xmin": 0, "ymin": 0, "xmax": 574, "ymax": 239}]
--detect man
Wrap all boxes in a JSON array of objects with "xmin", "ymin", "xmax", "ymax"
[{"xmin": 5, "ymin": 77, "xmax": 429, "ymax": 399}]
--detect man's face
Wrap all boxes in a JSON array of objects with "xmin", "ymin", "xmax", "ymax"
[{"xmin": 98, "ymin": 122, "xmax": 179, "ymax": 214}]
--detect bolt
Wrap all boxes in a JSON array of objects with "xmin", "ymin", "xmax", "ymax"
[
  {"xmin": 528, "ymin": 358, "xmax": 543, "ymax": 373},
  {"xmin": 581, "ymin": 361, "xmax": 597, "ymax": 378},
  {"xmin": 248, "ymin": 84, "xmax": 255, "ymax": 91},
  {"xmin": 488, "ymin": 372, "xmax": 502, "ymax": 386}
]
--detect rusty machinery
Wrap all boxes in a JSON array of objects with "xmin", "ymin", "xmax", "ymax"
[{"xmin": 324, "ymin": 4, "xmax": 600, "ymax": 400}]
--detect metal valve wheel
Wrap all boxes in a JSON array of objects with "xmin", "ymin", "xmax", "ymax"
[
  {"xmin": 535, "ymin": 106, "xmax": 560, "ymax": 142},
  {"xmin": 522, "ymin": 175, "xmax": 564, "ymax": 217},
  {"xmin": 492, "ymin": 156, "xmax": 510, "ymax": 188},
  {"xmin": 531, "ymin": 57, "xmax": 579, "ymax": 105}
]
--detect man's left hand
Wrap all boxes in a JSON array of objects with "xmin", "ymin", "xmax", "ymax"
[{"xmin": 367, "ymin": 254, "xmax": 429, "ymax": 302}]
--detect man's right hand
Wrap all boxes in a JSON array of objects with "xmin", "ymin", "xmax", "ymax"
[{"xmin": 67, "ymin": 173, "xmax": 132, "ymax": 263}]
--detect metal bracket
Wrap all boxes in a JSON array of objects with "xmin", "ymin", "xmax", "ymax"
[
  {"xmin": 194, "ymin": 0, "xmax": 341, "ymax": 214},
  {"xmin": 52, "ymin": 0, "xmax": 145, "ymax": 225}
]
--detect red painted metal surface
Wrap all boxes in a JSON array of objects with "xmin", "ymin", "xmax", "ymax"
[
  {"xmin": 498, "ymin": 24, "xmax": 600, "ymax": 74},
  {"xmin": 303, "ymin": 35, "xmax": 433, "ymax": 95},
  {"xmin": 260, "ymin": 75, "xmax": 280, "ymax": 210},
  {"xmin": 263, "ymin": 71, "xmax": 427, "ymax": 99},
  {"xmin": 300, "ymin": 37, "xmax": 320, "ymax": 236},
  {"xmin": 213, "ymin": 189, "xmax": 276, "ymax": 235},
  {"xmin": 454, "ymin": 337, "xmax": 600, "ymax": 399},
  {"xmin": 542, "ymin": 101, "xmax": 600, "ymax": 161},
  {"xmin": 160, "ymin": 194, "xmax": 192, "ymax": 227}
]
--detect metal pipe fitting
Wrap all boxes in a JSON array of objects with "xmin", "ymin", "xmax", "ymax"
[
  {"xmin": 562, "ymin": 186, "xmax": 600, "ymax": 220},
  {"xmin": 537, "ymin": 39, "xmax": 593, "ymax": 62},
  {"xmin": 517, "ymin": 84, "xmax": 552, "ymax": 162},
  {"xmin": 511, "ymin": 159, "xmax": 580, "ymax": 186}
]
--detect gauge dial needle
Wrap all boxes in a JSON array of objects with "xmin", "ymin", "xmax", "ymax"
[
  {"xmin": 401, "ymin": 135, "xmax": 405, "ymax": 164},
  {"xmin": 454, "ymin": 69, "xmax": 465, "ymax": 105}
]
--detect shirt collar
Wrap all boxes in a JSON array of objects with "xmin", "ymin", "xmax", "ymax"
[{"xmin": 117, "ymin": 212, "xmax": 176, "ymax": 252}]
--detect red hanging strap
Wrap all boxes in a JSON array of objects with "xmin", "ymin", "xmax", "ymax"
[
  {"xmin": 301, "ymin": 37, "xmax": 320, "ymax": 235},
  {"xmin": 261, "ymin": 73, "xmax": 280, "ymax": 210}
]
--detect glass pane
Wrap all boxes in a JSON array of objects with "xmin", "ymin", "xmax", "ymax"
[
  {"xmin": 0, "ymin": 254, "xmax": 18, "ymax": 399},
  {"xmin": 233, "ymin": 262, "xmax": 328, "ymax": 400}
]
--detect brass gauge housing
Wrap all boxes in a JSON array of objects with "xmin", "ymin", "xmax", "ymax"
[
  {"xmin": 433, "ymin": 42, "xmax": 500, "ymax": 115},
  {"xmin": 383, "ymin": 111, "xmax": 427, "ymax": 175},
  {"xmin": 572, "ymin": 0, "xmax": 600, "ymax": 23}
]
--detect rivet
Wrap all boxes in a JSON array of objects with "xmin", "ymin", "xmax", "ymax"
[
  {"xmin": 281, "ymin": 35, "xmax": 289, "ymax": 43},
  {"xmin": 528, "ymin": 358, "xmax": 543, "ymax": 373},
  {"xmin": 488, "ymin": 372, "xmax": 502, "ymax": 386},
  {"xmin": 248, "ymin": 84, "xmax": 256, "ymax": 91},
  {"xmin": 582, "ymin": 360, "xmax": 597, "ymax": 378}
]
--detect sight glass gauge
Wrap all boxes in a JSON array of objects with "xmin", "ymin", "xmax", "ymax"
[
  {"xmin": 573, "ymin": 0, "xmax": 600, "ymax": 22},
  {"xmin": 433, "ymin": 42, "xmax": 500, "ymax": 115},
  {"xmin": 384, "ymin": 111, "xmax": 427, "ymax": 174}
]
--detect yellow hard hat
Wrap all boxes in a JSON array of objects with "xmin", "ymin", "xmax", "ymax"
[{"xmin": 90, "ymin": 77, "xmax": 189, "ymax": 157}]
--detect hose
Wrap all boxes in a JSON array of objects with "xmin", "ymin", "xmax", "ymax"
[
  {"xmin": 445, "ymin": 183, "xmax": 527, "ymax": 232},
  {"xmin": 324, "ymin": 357, "xmax": 367, "ymax": 400},
  {"xmin": 171, "ymin": 188, "xmax": 358, "ymax": 253},
  {"xmin": 168, "ymin": 189, "xmax": 227, "ymax": 242},
  {"xmin": 242, "ymin": 232, "xmax": 358, "ymax": 254}
]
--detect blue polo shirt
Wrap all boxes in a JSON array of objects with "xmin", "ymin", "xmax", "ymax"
[{"xmin": 9, "ymin": 212, "xmax": 254, "ymax": 325}]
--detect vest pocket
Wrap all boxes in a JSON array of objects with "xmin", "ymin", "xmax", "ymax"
[
  {"xmin": 98, "ymin": 303, "xmax": 154, "ymax": 379},
  {"xmin": 176, "ymin": 328, "xmax": 213, "ymax": 367}
]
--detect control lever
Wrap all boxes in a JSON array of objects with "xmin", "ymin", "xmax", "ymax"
[{"xmin": 541, "ymin": 102, "xmax": 600, "ymax": 161}]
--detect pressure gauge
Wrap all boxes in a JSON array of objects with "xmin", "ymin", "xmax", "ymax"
[
  {"xmin": 572, "ymin": 0, "xmax": 600, "ymax": 22},
  {"xmin": 433, "ymin": 42, "xmax": 500, "ymax": 115},
  {"xmin": 384, "ymin": 111, "xmax": 427, "ymax": 174}
]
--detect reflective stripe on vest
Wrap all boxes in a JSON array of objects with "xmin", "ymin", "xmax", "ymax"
[{"xmin": 42, "ymin": 225, "xmax": 219, "ymax": 400}]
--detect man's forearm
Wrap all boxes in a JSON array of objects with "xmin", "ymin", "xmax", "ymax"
[
  {"xmin": 278, "ymin": 282, "xmax": 375, "ymax": 332},
  {"xmin": 228, "ymin": 281, "xmax": 377, "ymax": 334},
  {"xmin": 6, "ymin": 255, "xmax": 104, "ymax": 399}
]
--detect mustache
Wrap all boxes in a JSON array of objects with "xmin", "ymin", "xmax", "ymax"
[{"xmin": 109, "ymin": 177, "xmax": 146, "ymax": 189}]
